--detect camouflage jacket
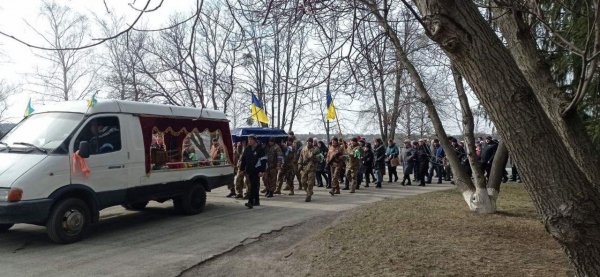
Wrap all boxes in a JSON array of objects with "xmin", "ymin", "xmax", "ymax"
[
  {"xmin": 233, "ymin": 146, "xmax": 243, "ymax": 169},
  {"xmin": 298, "ymin": 146, "xmax": 320, "ymax": 172},
  {"xmin": 265, "ymin": 143, "xmax": 283, "ymax": 170},
  {"xmin": 346, "ymin": 145, "xmax": 363, "ymax": 169},
  {"xmin": 326, "ymin": 145, "xmax": 344, "ymax": 166},
  {"xmin": 281, "ymin": 144, "xmax": 296, "ymax": 169}
]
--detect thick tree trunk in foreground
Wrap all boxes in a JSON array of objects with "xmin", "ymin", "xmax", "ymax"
[
  {"xmin": 415, "ymin": 1, "xmax": 600, "ymax": 275},
  {"xmin": 493, "ymin": 5, "xmax": 600, "ymax": 186}
]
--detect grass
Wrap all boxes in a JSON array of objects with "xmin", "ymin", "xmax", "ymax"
[{"xmin": 295, "ymin": 184, "xmax": 572, "ymax": 277}]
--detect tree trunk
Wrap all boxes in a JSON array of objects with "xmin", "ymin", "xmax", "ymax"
[
  {"xmin": 487, "ymin": 140, "xmax": 508, "ymax": 211},
  {"xmin": 415, "ymin": 1, "xmax": 600, "ymax": 275},
  {"xmin": 493, "ymin": 4, "xmax": 600, "ymax": 186},
  {"xmin": 452, "ymin": 64, "xmax": 494, "ymax": 213}
]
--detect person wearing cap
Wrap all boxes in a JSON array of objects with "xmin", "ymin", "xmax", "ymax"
[
  {"xmin": 275, "ymin": 137, "xmax": 296, "ymax": 195},
  {"xmin": 315, "ymin": 140, "xmax": 329, "ymax": 188},
  {"xmin": 262, "ymin": 136, "xmax": 283, "ymax": 198},
  {"xmin": 481, "ymin": 136, "xmax": 498, "ymax": 177},
  {"xmin": 298, "ymin": 137, "xmax": 321, "ymax": 202},
  {"xmin": 356, "ymin": 139, "xmax": 367, "ymax": 189},
  {"xmin": 233, "ymin": 141, "xmax": 250, "ymax": 199},
  {"xmin": 427, "ymin": 139, "xmax": 443, "ymax": 184},
  {"xmin": 362, "ymin": 142, "xmax": 375, "ymax": 187},
  {"xmin": 226, "ymin": 141, "xmax": 243, "ymax": 198},
  {"xmin": 343, "ymin": 137, "xmax": 362, "ymax": 193},
  {"xmin": 385, "ymin": 139, "xmax": 400, "ymax": 183},
  {"xmin": 448, "ymin": 137, "xmax": 467, "ymax": 179},
  {"xmin": 239, "ymin": 135, "xmax": 267, "ymax": 209},
  {"xmin": 373, "ymin": 138, "xmax": 386, "ymax": 188},
  {"xmin": 326, "ymin": 137, "xmax": 344, "ymax": 195},
  {"xmin": 415, "ymin": 139, "xmax": 431, "ymax": 186},
  {"xmin": 401, "ymin": 141, "xmax": 417, "ymax": 186},
  {"xmin": 288, "ymin": 131, "xmax": 303, "ymax": 191}
]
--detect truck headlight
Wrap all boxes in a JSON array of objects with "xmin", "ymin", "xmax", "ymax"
[
  {"xmin": 0, "ymin": 189, "xmax": 7, "ymax": 202},
  {"xmin": 0, "ymin": 188, "xmax": 23, "ymax": 202}
]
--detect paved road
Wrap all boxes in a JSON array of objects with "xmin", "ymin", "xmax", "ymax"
[{"xmin": 0, "ymin": 183, "xmax": 452, "ymax": 277}]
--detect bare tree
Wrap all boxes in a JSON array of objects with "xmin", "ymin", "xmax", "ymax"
[
  {"xmin": 98, "ymin": 15, "xmax": 151, "ymax": 102},
  {"xmin": 0, "ymin": 81, "xmax": 16, "ymax": 122},
  {"xmin": 28, "ymin": 1, "xmax": 99, "ymax": 101}
]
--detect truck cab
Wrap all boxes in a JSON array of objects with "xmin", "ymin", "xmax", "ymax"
[{"xmin": 0, "ymin": 100, "xmax": 234, "ymax": 243}]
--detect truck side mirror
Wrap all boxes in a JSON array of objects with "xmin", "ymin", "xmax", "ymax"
[{"xmin": 79, "ymin": 141, "xmax": 90, "ymax": 158}]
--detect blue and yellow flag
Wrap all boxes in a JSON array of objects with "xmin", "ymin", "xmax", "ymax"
[
  {"xmin": 87, "ymin": 93, "xmax": 98, "ymax": 108},
  {"xmin": 251, "ymin": 94, "xmax": 269, "ymax": 124},
  {"xmin": 24, "ymin": 98, "xmax": 34, "ymax": 117},
  {"xmin": 326, "ymin": 91, "xmax": 336, "ymax": 121}
]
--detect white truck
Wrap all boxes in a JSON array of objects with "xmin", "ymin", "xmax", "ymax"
[{"xmin": 0, "ymin": 100, "xmax": 234, "ymax": 243}]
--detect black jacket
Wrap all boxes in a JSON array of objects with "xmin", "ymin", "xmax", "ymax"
[
  {"xmin": 416, "ymin": 145, "xmax": 430, "ymax": 165},
  {"xmin": 481, "ymin": 141, "xmax": 498, "ymax": 163},
  {"xmin": 363, "ymin": 149, "xmax": 374, "ymax": 169},
  {"xmin": 239, "ymin": 144, "xmax": 267, "ymax": 174},
  {"xmin": 373, "ymin": 144, "xmax": 386, "ymax": 170}
]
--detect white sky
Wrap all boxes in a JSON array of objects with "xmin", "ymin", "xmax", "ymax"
[
  {"xmin": 0, "ymin": 0, "xmax": 198, "ymax": 122},
  {"xmin": 0, "ymin": 0, "xmax": 485, "ymax": 136}
]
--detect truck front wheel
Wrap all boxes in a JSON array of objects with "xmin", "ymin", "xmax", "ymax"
[
  {"xmin": 0, "ymin": 223, "xmax": 13, "ymax": 232},
  {"xmin": 46, "ymin": 198, "xmax": 91, "ymax": 244},
  {"xmin": 173, "ymin": 184, "xmax": 206, "ymax": 215}
]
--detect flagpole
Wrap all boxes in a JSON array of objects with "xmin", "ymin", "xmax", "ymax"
[
  {"xmin": 335, "ymin": 115, "xmax": 343, "ymax": 139},
  {"xmin": 326, "ymin": 120, "xmax": 330, "ymax": 142}
]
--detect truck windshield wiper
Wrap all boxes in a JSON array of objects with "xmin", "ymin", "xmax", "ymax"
[
  {"xmin": 0, "ymin": 142, "xmax": 10, "ymax": 151},
  {"xmin": 13, "ymin": 142, "xmax": 48, "ymax": 154}
]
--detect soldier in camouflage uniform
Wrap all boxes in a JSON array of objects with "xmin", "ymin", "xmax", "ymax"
[
  {"xmin": 228, "ymin": 142, "xmax": 243, "ymax": 198},
  {"xmin": 233, "ymin": 141, "xmax": 250, "ymax": 199},
  {"xmin": 275, "ymin": 138, "xmax": 296, "ymax": 195},
  {"xmin": 263, "ymin": 137, "xmax": 283, "ymax": 198},
  {"xmin": 345, "ymin": 137, "xmax": 363, "ymax": 193},
  {"xmin": 298, "ymin": 137, "xmax": 321, "ymax": 202},
  {"xmin": 326, "ymin": 137, "xmax": 344, "ymax": 195},
  {"xmin": 287, "ymin": 131, "xmax": 303, "ymax": 191}
]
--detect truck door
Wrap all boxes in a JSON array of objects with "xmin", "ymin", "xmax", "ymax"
[{"xmin": 70, "ymin": 115, "xmax": 129, "ymax": 206}]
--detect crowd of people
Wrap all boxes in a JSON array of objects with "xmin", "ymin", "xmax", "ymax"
[{"xmin": 231, "ymin": 132, "xmax": 519, "ymax": 209}]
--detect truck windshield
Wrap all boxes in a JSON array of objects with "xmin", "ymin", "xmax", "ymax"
[{"xmin": 1, "ymin": 113, "xmax": 84, "ymax": 152}]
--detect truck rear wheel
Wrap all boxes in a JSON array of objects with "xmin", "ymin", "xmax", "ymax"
[
  {"xmin": 122, "ymin": 201, "xmax": 149, "ymax": 211},
  {"xmin": 46, "ymin": 198, "xmax": 91, "ymax": 244},
  {"xmin": 173, "ymin": 184, "xmax": 206, "ymax": 215},
  {"xmin": 0, "ymin": 223, "xmax": 13, "ymax": 232}
]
